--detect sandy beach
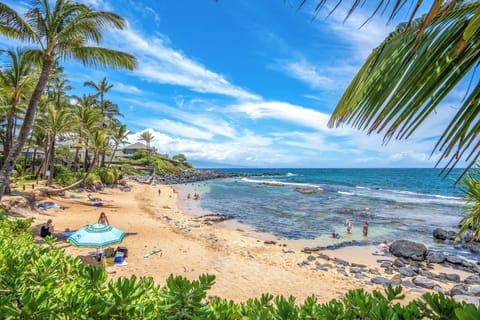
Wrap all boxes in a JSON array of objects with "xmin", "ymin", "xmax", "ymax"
[{"xmin": 10, "ymin": 181, "xmax": 469, "ymax": 303}]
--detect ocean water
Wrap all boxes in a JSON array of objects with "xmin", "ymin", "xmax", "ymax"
[{"xmin": 180, "ymin": 168, "xmax": 471, "ymax": 257}]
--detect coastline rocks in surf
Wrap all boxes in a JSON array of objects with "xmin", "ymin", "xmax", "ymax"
[
  {"xmin": 127, "ymin": 170, "xmax": 285, "ymax": 185},
  {"xmin": 194, "ymin": 213, "xmax": 234, "ymax": 224},
  {"xmin": 433, "ymin": 228, "xmax": 457, "ymax": 241},
  {"xmin": 390, "ymin": 240, "xmax": 427, "ymax": 261},
  {"xmin": 294, "ymin": 187, "xmax": 323, "ymax": 194}
]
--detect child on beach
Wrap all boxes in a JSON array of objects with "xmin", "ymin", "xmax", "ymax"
[
  {"xmin": 378, "ymin": 240, "xmax": 388, "ymax": 251},
  {"xmin": 98, "ymin": 212, "xmax": 109, "ymax": 225}
]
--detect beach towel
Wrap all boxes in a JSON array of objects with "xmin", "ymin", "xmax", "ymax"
[
  {"xmin": 144, "ymin": 249, "xmax": 161, "ymax": 258},
  {"xmin": 38, "ymin": 202, "xmax": 61, "ymax": 209},
  {"xmin": 93, "ymin": 202, "xmax": 104, "ymax": 207}
]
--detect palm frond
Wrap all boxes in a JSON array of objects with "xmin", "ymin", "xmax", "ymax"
[
  {"xmin": 65, "ymin": 46, "xmax": 137, "ymax": 70},
  {"xmin": 0, "ymin": 2, "xmax": 36, "ymax": 42},
  {"xmin": 329, "ymin": 2, "xmax": 480, "ymax": 175}
]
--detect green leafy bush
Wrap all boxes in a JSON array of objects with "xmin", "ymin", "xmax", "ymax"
[{"xmin": 0, "ymin": 214, "xmax": 479, "ymax": 319}]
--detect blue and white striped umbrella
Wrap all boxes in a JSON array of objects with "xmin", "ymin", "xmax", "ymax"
[{"xmin": 67, "ymin": 224, "xmax": 126, "ymax": 248}]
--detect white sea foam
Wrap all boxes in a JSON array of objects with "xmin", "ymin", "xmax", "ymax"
[
  {"xmin": 346, "ymin": 187, "xmax": 465, "ymax": 206},
  {"xmin": 241, "ymin": 177, "xmax": 322, "ymax": 190},
  {"xmin": 338, "ymin": 191, "xmax": 354, "ymax": 196}
]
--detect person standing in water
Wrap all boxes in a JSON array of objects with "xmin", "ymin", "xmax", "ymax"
[
  {"xmin": 363, "ymin": 221, "xmax": 369, "ymax": 236},
  {"xmin": 344, "ymin": 219, "xmax": 353, "ymax": 233}
]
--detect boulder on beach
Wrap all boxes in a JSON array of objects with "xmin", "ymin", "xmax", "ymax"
[{"xmin": 390, "ymin": 240, "xmax": 427, "ymax": 261}]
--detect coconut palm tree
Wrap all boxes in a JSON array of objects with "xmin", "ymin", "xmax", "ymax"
[
  {"xmin": 71, "ymin": 95, "xmax": 101, "ymax": 172},
  {"xmin": 84, "ymin": 77, "xmax": 113, "ymax": 121},
  {"xmin": 139, "ymin": 131, "xmax": 154, "ymax": 164},
  {"xmin": 300, "ymin": 1, "xmax": 479, "ymax": 175},
  {"xmin": 0, "ymin": 49, "xmax": 36, "ymax": 166},
  {"xmin": 108, "ymin": 124, "xmax": 130, "ymax": 168},
  {"xmin": 35, "ymin": 104, "xmax": 75, "ymax": 186},
  {"xmin": 0, "ymin": 0, "xmax": 136, "ymax": 199}
]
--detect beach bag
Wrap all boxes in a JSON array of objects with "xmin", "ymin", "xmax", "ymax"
[{"xmin": 40, "ymin": 225, "xmax": 48, "ymax": 238}]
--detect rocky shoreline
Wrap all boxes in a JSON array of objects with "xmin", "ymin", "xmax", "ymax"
[
  {"xmin": 126, "ymin": 169, "xmax": 281, "ymax": 185},
  {"xmin": 300, "ymin": 236, "xmax": 480, "ymax": 305}
]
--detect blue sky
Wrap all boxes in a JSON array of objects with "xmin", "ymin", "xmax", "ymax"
[{"xmin": 0, "ymin": 0, "xmax": 467, "ymax": 168}]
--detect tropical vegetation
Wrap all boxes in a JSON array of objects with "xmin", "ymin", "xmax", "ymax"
[
  {"xmin": 0, "ymin": 0, "xmax": 137, "ymax": 200},
  {"xmin": 0, "ymin": 214, "xmax": 479, "ymax": 319},
  {"xmin": 302, "ymin": 0, "xmax": 480, "ymax": 176}
]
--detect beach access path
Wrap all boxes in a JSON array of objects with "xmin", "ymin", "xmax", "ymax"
[{"xmin": 23, "ymin": 181, "xmax": 465, "ymax": 303}]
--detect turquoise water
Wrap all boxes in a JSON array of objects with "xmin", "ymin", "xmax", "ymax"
[{"xmin": 185, "ymin": 168, "xmax": 469, "ymax": 256}]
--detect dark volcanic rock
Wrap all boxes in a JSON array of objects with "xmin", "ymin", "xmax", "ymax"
[
  {"xmin": 465, "ymin": 274, "xmax": 480, "ymax": 285},
  {"xmin": 427, "ymin": 251, "xmax": 446, "ymax": 264},
  {"xmin": 399, "ymin": 267, "xmax": 416, "ymax": 277},
  {"xmin": 390, "ymin": 240, "xmax": 427, "ymax": 261},
  {"xmin": 433, "ymin": 228, "xmax": 457, "ymax": 241},
  {"xmin": 371, "ymin": 277, "xmax": 391, "ymax": 285},
  {"xmin": 413, "ymin": 276, "xmax": 435, "ymax": 289},
  {"xmin": 446, "ymin": 255, "xmax": 466, "ymax": 265}
]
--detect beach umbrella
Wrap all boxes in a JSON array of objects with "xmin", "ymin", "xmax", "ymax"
[{"xmin": 67, "ymin": 224, "xmax": 126, "ymax": 266}]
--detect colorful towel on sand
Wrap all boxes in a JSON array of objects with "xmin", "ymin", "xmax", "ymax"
[{"xmin": 144, "ymin": 249, "xmax": 161, "ymax": 258}]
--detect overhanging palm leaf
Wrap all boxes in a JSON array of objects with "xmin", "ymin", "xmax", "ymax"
[{"xmin": 328, "ymin": 2, "xmax": 480, "ymax": 175}]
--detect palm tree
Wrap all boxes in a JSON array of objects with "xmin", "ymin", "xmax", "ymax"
[
  {"xmin": 0, "ymin": 49, "xmax": 36, "ymax": 166},
  {"xmin": 108, "ymin": 124, "xmax": 130, "ymax": 168},
  {"xmin": 35, "ymin": 104, "xmax": 75, "ymax": 186},
  {"xmin": 300, "ymin": 1, "xmax": 479, "ymax": 175},
  {"xmin": 84, "ymin": 77, "xmax": 114, "ymax": 121},
  {"xmin": 0, "ymin": 0, "xmax": 136, "ymax": 199},
  {"xmin": 71, "ymin": 95, "xmax": 101, "ymax": 172},
  {"xmin": 139, "ymin": 131, "xmax": 154, "ymax": 164}
]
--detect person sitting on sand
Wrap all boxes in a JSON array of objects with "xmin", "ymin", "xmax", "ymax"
[
  {"xmin": 378, "ymin": 240, "xmax": 388, "ymax": 251},
  {"xmin": 40, "ymin": 219, "xmax": 54, "ymax": 238},
  {"xmin": 363, "ymin": 221, "xmax": 369, "ymax": 236},
  {"xmin": 98, "ymin": 212, "xmax": 109, "ymax": 225},
  {"xmin": 344, "ymin": 219, "xmax": 352, "ymax": 233}
]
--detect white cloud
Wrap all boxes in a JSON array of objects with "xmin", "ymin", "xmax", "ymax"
[
  {"xmin": 321, "ymin": 8, "xmax": 392, "ymax": 60},
  {"xmin": 124, "ymin": 98, "xmax": 239, "ymax": 139},
  {"xmin": 230, "ymin": 100, "xmax": 333, "ymax": 132},
  {"xmin": 139, "ymin": 119, "xmax": 214, "ymax": 140},
  {"xmin": 110, "ymin": 28, "xmax": 261, "ymax": 101},
  {"xmin": 113, "ymin": 82, "xmax": 142, "ymax": 95},
  {"xmin": 281, "ymin": 58, "xmax": 335, "ymax": 90}
]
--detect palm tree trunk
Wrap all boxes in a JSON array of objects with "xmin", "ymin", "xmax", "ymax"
[
  {"xmin": 0, "ymin": 58, "xmax": 53, "ymax": 200},
  {"xmin": 47, "ymin": 139, "xmax": 55, "ymax": 186},
  {"xmin": 31, "ymin": 148, "xmax": 37, "ymax": 176},
  {"xmin": 74, "ymin": 147, "xmax": 80, "ymax": 173},
  {"xmin": 107, "ymin": 145, "xmax": 118, "ymax": 168},
  {"xmin": 3, "ymin": 99, "xmax": 17, "ymax": 166}
]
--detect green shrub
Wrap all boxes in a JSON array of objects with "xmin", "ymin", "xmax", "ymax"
[
  {"xmin": 84, "ymin": 173, "xmax": 101, "ymax": 187},
  {"xmin": 1, "ymin": 216, "xmax": 479, "ymax": 319},
  {"xmin": 132, "ymin": 150, "xmax": 147, "ymax": 160}
]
